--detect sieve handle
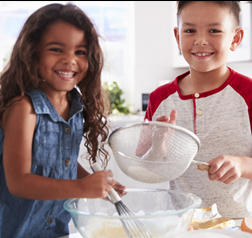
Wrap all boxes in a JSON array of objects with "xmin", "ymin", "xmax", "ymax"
[
  {"xmin": 192, "ymin": 160, "xmax": 210, "ymax": 172},
  {"xmin": 91, "ymin": 162, "xmax": 121, "ymax": 203}
]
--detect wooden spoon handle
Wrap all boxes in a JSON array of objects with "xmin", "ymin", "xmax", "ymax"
[
  {"xmin": 197, "ymin": 163, "xmax": 210, "ymax": 171},
  {"xmin": 192, "ymin": 160, "xmax": 210, "ymax": 172}
]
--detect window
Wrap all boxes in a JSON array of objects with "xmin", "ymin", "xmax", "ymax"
[{"xmin": 0, "ymin": 1, "xmax": 131, "ymax": 91}]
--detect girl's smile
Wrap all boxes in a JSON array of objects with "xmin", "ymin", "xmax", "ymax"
[
  {"xmin": 55, "ymin": 70, "xmax": 78, "ymax": 81},
  {"xmin": 38, "ymin": 21, "xmax": 88, "ymax": 94}
]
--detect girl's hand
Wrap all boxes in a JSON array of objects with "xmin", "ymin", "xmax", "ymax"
[
  {"xmin": 79, "ymin": 170, "xmax": 116, "ymax": 198},
  {"xmin": 207, "ymin": 155, "xmax": 242, "ymax": 184},
  {"xmin": 113, "ymin": 181, "xmax": 127, "ymax": 197}
]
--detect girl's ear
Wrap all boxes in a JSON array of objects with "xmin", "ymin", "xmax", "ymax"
[
  {"xmin": 174, "ymin": 27, "xmax": 181, "ymax": 51},
  {"xmin": 230, "ymin": 28, "xmax": 244, "ymax": 51}
]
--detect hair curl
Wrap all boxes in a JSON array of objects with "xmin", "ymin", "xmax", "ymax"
[{"xmin": 0, "ymin": 3, "xmax": 110, "ymax": 167}]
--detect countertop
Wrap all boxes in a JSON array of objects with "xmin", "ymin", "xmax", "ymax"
[{"xmin": 58, "ymin": 219, "xmax": 243, "ymax": 238}]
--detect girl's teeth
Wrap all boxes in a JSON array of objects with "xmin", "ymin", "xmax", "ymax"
[{"xmin": 57, "ymin": 71, "xmax": 74, "ymax": 77}]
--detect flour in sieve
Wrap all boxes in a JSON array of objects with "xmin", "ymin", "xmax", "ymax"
[{"xmin": 127, "ymin": 166, "xmax": 162, "ymax": 183}]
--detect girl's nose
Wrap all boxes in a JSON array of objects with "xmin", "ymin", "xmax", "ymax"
[{"xmin": 62, "ymin": 54, "xmax": 77, "ymax": 65}]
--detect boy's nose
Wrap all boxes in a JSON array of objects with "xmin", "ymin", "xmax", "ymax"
[{"xmin": 194, "ymin": 34, "xmax": 208, "ymax": 46}]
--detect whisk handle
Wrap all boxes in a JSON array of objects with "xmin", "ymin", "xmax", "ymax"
[{"xmin": 91, "ymin": 162, "xmax": 121, "ymax": 203}]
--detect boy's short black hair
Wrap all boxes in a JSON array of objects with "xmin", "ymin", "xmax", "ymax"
[{"xmin": 177, "ymin": 1, "xmax": 241, "ymax": 28}]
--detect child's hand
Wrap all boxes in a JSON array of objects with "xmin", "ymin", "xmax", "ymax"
[
  {"xmin": 156, "ymin": 109, "xmax": 177, "ymax": 124},
  {"xmin": 113, "ymin": 181, "xmax": 127, "ymax": 197},
  {"xmin": 149, "ymin": 109, "xmax": 178, "ymax": 160},
  {"xmin": 207, "ymin": 155, "xmax": 242, "ymax": 184},
  {"xmin": 140, "ymin": 109, "xmax": 178, "ymax": 161},
  {"xmin": 80, "ymin": 170, "xmax": 116, "ymax": 198}
]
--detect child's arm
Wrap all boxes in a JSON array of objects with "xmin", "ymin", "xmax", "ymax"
[
  {"xmin": 2, "ymin": 96, "xmax": 115, "ymax": 200},
  {"xmin": 207, "ymin": 155, "xmax": 252, "ymax": 184},
  {"xmin": 77, "ymin": 162, "xmax": 90, "ymax": 179}
]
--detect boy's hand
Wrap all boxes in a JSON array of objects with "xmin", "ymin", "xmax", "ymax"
[
  {"xmin": 146, "ymin": 109, "xmax": 178, "ymax": 161},
  {"xmin": 156, "ymin": 109, "xmax": 177, "ymax": 124},
  {"xmin": 207, "ymin": 155, "xmax": 242, "ymax": 184}
]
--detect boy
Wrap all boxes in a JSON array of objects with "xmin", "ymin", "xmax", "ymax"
[{"xmin": 145, "ymin": 1, "xmax": 252, "ymax": 218}]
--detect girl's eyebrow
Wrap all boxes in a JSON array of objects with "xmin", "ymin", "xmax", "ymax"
[{"xmin": 45, "ymin": 42, "xmax": 87, "ymax": 48}]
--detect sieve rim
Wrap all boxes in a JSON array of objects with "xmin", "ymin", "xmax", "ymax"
[{"xmin": 108, "ymin": 120, "xmax": 201, "ymax": 151}]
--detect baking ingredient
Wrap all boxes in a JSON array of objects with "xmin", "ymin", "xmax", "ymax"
[
  {"xmin": 191, "ymin": 203, "xmax": 221, "ymax": 225},
  {"xmin": 127, "ymin": 166, "xmax": 162, "ymax": 183},
  {"xmin": 84, "ymin": 210, "xmax": 188, "ymax": 238},
  {"xmin": 187, "ymin": 225, "xmax": 194, "ymax": 231},
  {"xmin": 193, "ymin": 217, "xmax": 236, "ymax": 230},
  {"xmin": 241, "ymin": 217, "xmax": 252, "ymax": 233}
]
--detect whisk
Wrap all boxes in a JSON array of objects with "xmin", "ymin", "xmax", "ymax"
[{"xmin": 91, "ymin": 162, "xmax": 153, "ymax": 238}]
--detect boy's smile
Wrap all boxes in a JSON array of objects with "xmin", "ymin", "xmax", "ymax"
[{"xmin": 174, "ymin": 1, "xmax": 243, "ymax": 74}]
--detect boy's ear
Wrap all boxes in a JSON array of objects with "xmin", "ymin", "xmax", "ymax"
[
  {"xmin": 174, "ymin": 27, "xmax": 181, "ymax": 51},
  {"xmin": 230, "ymin": 28, "xmax": 244, "ymax": 51}
]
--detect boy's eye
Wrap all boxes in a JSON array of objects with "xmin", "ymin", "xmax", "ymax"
[
  {"xmin": 49, "ymin": 48, "xmax": 62, "ymax": 53},
  {"xmin": 184, "ymin": 29, "xmax": 195, "ymax": 33},
  {"xmin": 210, "ymin": 29, "xmax": 220, "ymax": 33}
]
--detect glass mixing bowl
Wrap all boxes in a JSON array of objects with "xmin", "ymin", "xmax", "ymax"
[{"xmin": 64, "ymin": 188, "xmax": 202, "ymax": 238}]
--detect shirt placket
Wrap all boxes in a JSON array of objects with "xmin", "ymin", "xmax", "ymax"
[
  {"xmin": 45, "ymin": 124, "xmax": 72, "ymax": 227},
  {"xmin": 63, "ymin": 124, "xmax": 72, "ymax": 179},
  {"xmin": 193, "ymin": 92, "xmax": 203, "ymax": 135}
]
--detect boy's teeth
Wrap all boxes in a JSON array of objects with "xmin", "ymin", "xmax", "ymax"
[
  {"xmin": 57, "ymin": 71, "xmax": 74, "ymax": 77},
  {"xmin": 195, "ymin": 53, "xmax": 211, "ymax": 56}
]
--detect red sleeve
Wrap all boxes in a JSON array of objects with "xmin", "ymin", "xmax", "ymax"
[{"xmin": 229, "ymin": 68, "xmax": 252, "ymax": 131}]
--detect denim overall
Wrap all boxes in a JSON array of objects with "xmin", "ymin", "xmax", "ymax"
[{"xmin": 0, "ymin": 88, "xmax": 84, "ymax": 238}]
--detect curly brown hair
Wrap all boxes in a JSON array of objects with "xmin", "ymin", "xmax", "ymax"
[{"xmin": 0, "ymin": 3, "xmax": 110, "ymax": 167}]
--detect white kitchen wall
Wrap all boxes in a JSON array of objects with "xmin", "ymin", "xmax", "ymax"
[{"xmin": 131, "ymin": 1, "xmax": 187, "ymax": 112}]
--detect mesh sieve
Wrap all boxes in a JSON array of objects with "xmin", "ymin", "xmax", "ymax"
[{"xmin": 102, "ymin": 120, "xmax": 201, "ymax": 183}]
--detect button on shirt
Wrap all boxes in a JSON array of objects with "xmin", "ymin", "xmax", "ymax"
[{"xmin": 0, "ymin": 88, "xmax": 84, "ymax": 238}]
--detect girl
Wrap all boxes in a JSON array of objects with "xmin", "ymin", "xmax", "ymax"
[{"xmin": 0, "ymin": 3, "xmax": 125, "ymax": 238}]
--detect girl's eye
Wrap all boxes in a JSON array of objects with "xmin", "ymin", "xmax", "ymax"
[
  {"xmin": 210, "ymin": 29, "xmax": 220, "ymax": 33},
  {"xmin": 49, "ymin": 48, "xmax": 62, "ymax": 53},
  {"xmin": 184, "ymin": 29, "xmax": 195, "ymax": 33},
  {"xmin": 76, "ymin": 50, "xmax": 87, "ymax": 55}
]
